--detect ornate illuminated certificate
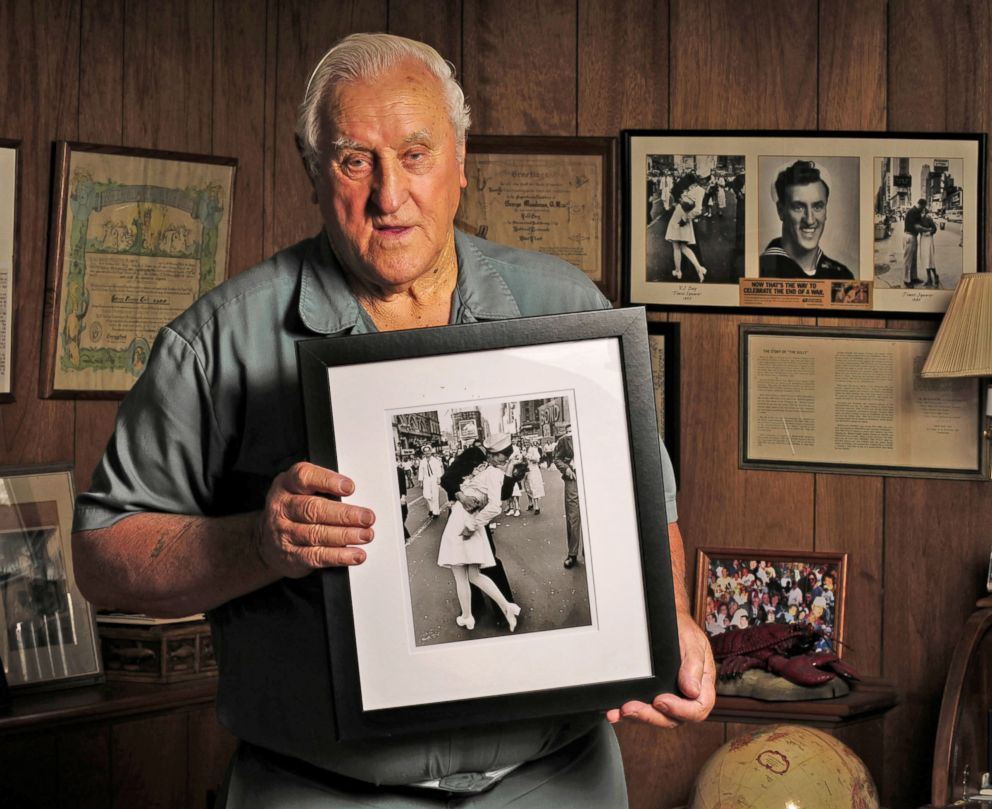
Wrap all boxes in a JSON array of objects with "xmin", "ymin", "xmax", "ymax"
[{"xmin": 45, "ymin": 144, "xmax": 235, "ymax": 396}]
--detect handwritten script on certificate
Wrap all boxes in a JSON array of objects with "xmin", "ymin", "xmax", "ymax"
[{"xmin": 457, "ymin": 152, "xmax": 603, "ymax": 283}]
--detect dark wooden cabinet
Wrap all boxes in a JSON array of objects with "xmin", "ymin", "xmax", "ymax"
[{"xmin": 0, "ymin": 680, "xmax": 236, "ymax": 809}]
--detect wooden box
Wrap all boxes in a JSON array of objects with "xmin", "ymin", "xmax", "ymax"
[{"xmin": 98, "ymin": 620, "xmax": 217, "ymax": 683}]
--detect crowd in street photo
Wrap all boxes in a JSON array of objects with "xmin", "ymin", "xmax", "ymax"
[
  {"xmin": 644, "ymin": 154, "xmax": 746, "ymax": 285},
  {"xmin": 392, "ymin": 399, "xmax": 592, "ymax": 646}
]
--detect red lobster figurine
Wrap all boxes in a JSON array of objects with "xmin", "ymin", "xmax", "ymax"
[{"xmin": 709, "ymin": 623, "xmax": 861, "ymax": 687}]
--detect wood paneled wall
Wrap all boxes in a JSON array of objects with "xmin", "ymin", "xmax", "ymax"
[{"xmin": 2, "ymin": 1, "xmax": 991, "ymax": 806}]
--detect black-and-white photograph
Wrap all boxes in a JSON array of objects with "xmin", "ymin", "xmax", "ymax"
[
  {"xmin": 644, "ymin": 154, "xmax": 745, "ymax": 284},
  {"xmin": 0, "ymin": 526, "xmax": 77, "ymax": 682},
  {"xmin": 757, "ymin": 155, "xmax": 860, "ymax": 280},
  {"xmin": 872, "ymin": 156, "xmax": 965, "ymax": 290},
  {"xmin": 392, "ymin": 394, "xmax": 591, "ymax": 647}
]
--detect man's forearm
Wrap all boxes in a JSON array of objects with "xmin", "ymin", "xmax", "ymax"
[
  {"xmin": 72, "ymin": 511, "xmax": 276, "ymax": 617},
  {"xmin": 667, "ymin": 521, "xmax": 691, "ymax": 613}
]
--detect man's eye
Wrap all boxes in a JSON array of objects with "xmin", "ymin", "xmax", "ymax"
[{"xmin": 341, "ymin": 155, "xmax": 372, "ymax": 176}]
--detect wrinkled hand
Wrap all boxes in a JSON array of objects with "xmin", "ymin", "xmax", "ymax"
[
  {"xmin": 255, "ymin": 462, "xmax": 374, "ymax": 577},
  {"xmin": 606, "ymin": 610, "xmax": 715, "ymax": 728}
]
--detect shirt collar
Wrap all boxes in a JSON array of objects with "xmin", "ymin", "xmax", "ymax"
[
  {"xmin": 296, "ymin": 228, "xmax": 522, "ymax": 335},
  {"xmin": 297, "ymin": 232, "xmax": 369, "ymax": 335}
]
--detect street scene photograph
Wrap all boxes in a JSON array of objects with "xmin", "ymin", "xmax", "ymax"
[
  {"xmin": 873, "ymin": 156, "xmax": 965, "ymax": 290},
  {"xmin": 391, "ymin": 394, "xmax": 592, "ymax": 647},
  {"xmin": 644, "ymin": 153, "xmax": 745, "ymax": 285}
]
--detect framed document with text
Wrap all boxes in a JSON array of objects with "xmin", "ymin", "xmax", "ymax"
[
  {"xmin": 458, "ymin": 136, "xmax": 618, "ymax": 302},
  {"xmin": 298, "ymin": 308, "xmax": 678, "ymax": 739},
  {"xmin": 0, "ymin": 140, "xmax": 17, "ymax": 400},
  {"xmin": 41, "ymin": 142, "xmax": 236, "ymax": 397},
  {"xmin": 740, "ymin": 324, "xmax": 985, "ymax": 479}
]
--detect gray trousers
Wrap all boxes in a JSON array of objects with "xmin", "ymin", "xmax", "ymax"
[{"xmin": 219, "ymin": 721, "xmax": 627, "ymax": 808}]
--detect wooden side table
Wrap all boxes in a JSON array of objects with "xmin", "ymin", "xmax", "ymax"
[{"xmin": 0, "ymin": 679, "xmax": 236, "ymax": 809}]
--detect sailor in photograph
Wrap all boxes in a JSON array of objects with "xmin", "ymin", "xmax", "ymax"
[
  {"xmin": 436, "ymin": 433, "xmax": 522, "ymax": 632},
  {"xmin": 759, "ymin": 160, "xmax": 854, "ymax": 280},
  {"xmin": 417, "ymin": 443, "xmax": 445, "ymax": 520}
]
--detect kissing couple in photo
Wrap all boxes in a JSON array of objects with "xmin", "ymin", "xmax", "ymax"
[{"xmin": 437, "ymin": 433, "xmax": 527, "ymax": 632}]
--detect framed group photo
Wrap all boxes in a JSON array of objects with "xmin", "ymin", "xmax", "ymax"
[
  {"xmin": 299, "ymin": 308, "xmax": 679, "ymax": 739},
  {"xmin": 694, "ymin": 547, "xmax": 847, "ymax": 656},
  {"xmin": 41, "ymin": 142, "xmax": 237, "ymax": 398},
  {"xmin": 457, "ymin": 135, "xmax": 618, "ymax": 302},
  {"xmin": 623, "ymin": 130, "xmax": 985, "ymax": 315}
]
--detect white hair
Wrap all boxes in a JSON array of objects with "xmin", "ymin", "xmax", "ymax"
[{"xmin": 296, "ymin": 32, "xmax": 471, "ymax": 178}]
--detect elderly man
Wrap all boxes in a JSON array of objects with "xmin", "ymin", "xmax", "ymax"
[
  {"xmin": 71, "ymin": 32, "xmax": 714, "ymax": 808},
  {"xmin": 759, "ymin": 160, "xmax": 854, "ymax": 280}
]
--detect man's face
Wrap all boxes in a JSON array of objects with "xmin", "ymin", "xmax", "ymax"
[
  {"xmin": 312, "ymin": 60, "xmax": 467, "ymax": 291},
  {"xmin": 777, "ymin": 181, "xmax": 828, "ymax": 257}
]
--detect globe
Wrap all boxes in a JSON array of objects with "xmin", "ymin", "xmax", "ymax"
[{"xmin": 688, "ymin": 724, "xmax": 879, "ymax": 809}]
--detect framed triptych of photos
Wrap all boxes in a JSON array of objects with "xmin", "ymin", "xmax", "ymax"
[
  {"xmin": 623, "ymin": 130, "xmax": 985, "ymax": 315},
  {"xmin": 299, "ymin": 308, "xmax": 679, "ymax": 739}
]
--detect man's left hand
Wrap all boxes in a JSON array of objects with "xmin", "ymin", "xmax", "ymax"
[{"xmin": 606, "ymin": 610, "xmax": 716, "ymax": 728}]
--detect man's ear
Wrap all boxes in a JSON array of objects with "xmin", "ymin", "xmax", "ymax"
[{"xmin": 295, "ymin": 134, "xmax": 319, "ymax": 203}]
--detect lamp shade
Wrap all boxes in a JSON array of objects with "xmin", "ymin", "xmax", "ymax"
[{"xmin": 921, "ymin": 273, "xmax": 992, "ymax": 378}]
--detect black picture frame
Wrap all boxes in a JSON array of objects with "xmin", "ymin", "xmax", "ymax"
[
  {"xmin": 647, "ymin": 319, "xmax": 681, "ymax": 482},
  {"xmin": 622, "ymin": 129, "xmax": 986, "ymax": 316},
  {"xmin": 298, "ymin": 308, "xmax": 680, "ymax": 740}
]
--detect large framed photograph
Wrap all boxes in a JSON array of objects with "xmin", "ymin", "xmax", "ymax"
[
  {"xmin": 42, "ymin": 141, "xmax": 237, "ymax": 398},
  {"xmin": 623, "ymin": 130, "xmax": 985, "ymax": 315},
  {"xmin": 457, "ymin": 135, "xmax": 618, "ymax": 302},
  {"xmin": 740, "ymin": 324, "xmax": 986, "ymax": 479},
  {"xmin": 299, "ymin": 308, "xmax": 679, "ymax": 739},
  {"xmin": 0, "ymin": 139, "xmax": 18, "ymax": 400},
  {"xmin": 693, "ymin": 547, "xmax": 847, "ymax": 655},
  {"xmin": 0, "ymin": 466, "xmax": 102, "ymax": 690}
]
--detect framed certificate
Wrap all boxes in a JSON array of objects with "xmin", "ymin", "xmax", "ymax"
[
  {"xmin": 298, "ymin": 308, "xmax": 679, "ymax": 739},
  {"xmin": 41, "ymin": 142, "xmax": 236, "ymax": 397},
  {"xmin": 458, "ymin": 135, "xmax": 618, "ymax": 302}
]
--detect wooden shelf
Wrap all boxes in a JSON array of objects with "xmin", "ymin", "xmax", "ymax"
[{"xmin": 0, "ymin": 677, "xmax": 219, "ymax": 735}]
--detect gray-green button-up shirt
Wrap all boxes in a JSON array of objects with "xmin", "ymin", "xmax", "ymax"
[{"xmin": 74, "ymin": 229, "xmax": 677, "ymax": 784}]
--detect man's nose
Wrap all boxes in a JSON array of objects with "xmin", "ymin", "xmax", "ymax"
[{"xmin": 371, "ymin": 157, "xmax": 409, "ymax": 213}]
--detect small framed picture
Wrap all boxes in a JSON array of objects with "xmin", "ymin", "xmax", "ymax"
[
  {"xmin": 457, "ymin": 135, "xmax": 618, "ymax": 302},
  {"xmin": 298, "ymin": 308, "xmax": 679, "ymax": 739},
  {"xmin": 0, "ymin": 466, "xmax": 103, "ymax": 690},
  {"xmin": 622, "ymin": 130, "xmax": 985, "ymax": 315},
  {"xmin": 693, "ymin": 547, "xmax": 847, "ymax": 656}
]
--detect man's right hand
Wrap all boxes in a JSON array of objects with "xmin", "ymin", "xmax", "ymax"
[{"xmin": 255, "ymin": 462, "xmax": 375, "ymax": 577}]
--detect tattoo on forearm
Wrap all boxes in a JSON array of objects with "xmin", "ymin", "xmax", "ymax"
[{"xmin": 150, "ymin": 536, "xmax": 167, "ymax": 558}]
